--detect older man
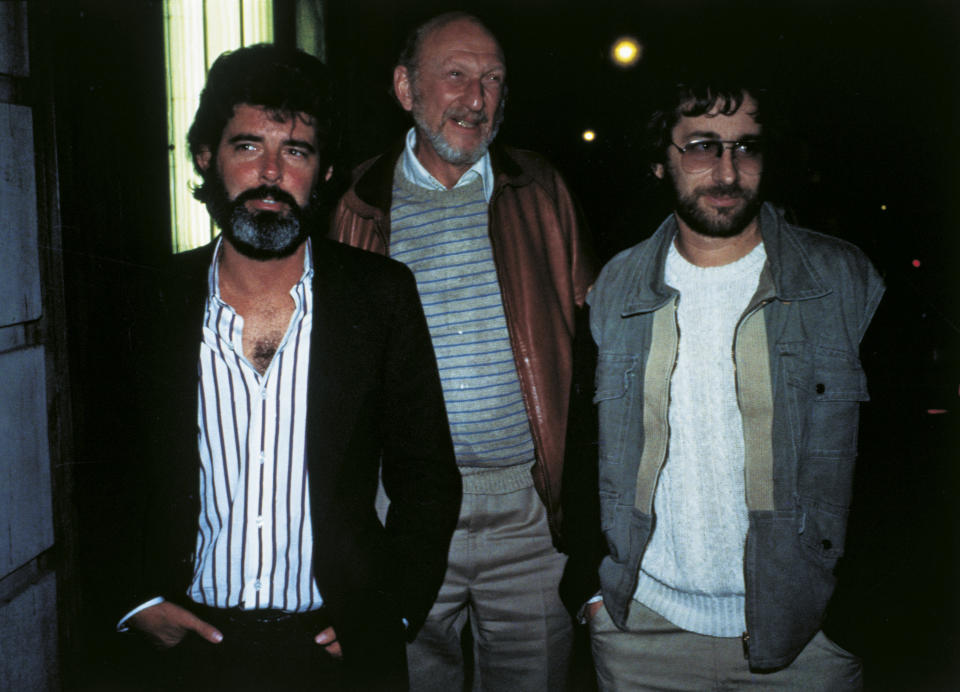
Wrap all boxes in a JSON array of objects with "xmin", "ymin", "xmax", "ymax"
[
  {"xmin": 333, "ymin": 11, "xmax": 595, "ymax": 691},
  {"xmin": 119, "ymin": 44, "xmax": 460, "ymax": 691}
]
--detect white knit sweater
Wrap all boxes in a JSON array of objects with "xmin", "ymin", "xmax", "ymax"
[{"xmin": 633, "ymin": 240, "xmax": 766, "ymax": 637}]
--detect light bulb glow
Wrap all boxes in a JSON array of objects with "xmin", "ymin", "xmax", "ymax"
[{"xmin": 611, "ymin": 37, "xmax": 642, "ymax": 67}]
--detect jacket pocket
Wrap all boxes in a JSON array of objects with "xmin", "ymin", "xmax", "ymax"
[
  {"xmin": 594, "ymin": 353, "xmax": 638, "ymax": 466},
  {"xmin": 797, "ymin": 498, "xmax": 848, "ymax": 571},
  {"xmin": 599, "ymin": 490, "xmax": 618, "ymax": 532},
  {"xmin": 783, "ymin": 343, "xmax": 868, "ymax": 458},
  {"xmin": 809, "ymin": 350, "xmax": 869, "ymax": 457},
  {"xmin": 599, "ymin": 490, "xmax": 620, "ymax": 561},
  {"xmin": 600, "ymin": 498, "xmax": 651, "ymax": 567}
]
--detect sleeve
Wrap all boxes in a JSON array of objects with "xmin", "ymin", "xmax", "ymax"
[
  {"xmin": 552, "ymin": 167, "xmax": 599, "ymax": 306},
  {"xmin": 857, "ymin": 268, "xmax": 885, "ymax": 345},
  {"xmin": 378, "ymin": 266, "xmax": 461, "ymax": 638},
  {"xmin": 558, "ymin": 305, "xmax": 607, "ymax": 616}
]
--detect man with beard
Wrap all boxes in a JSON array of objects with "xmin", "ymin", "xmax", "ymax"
[
  {"xmin": 118, "ymin": 44, "xmax": 461, "ymax": 691},
  {"xmin": 561, "ymin": 79, "xmax": 884, "ymax": 689},
  {"xmin": 332, "ymin": 11, "xmax": 595, "ymax": 692}
]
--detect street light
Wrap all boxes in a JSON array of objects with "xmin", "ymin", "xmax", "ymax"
[{"xmin": 611, "ymin": 37, "xmax": 642, "ymax": 68}]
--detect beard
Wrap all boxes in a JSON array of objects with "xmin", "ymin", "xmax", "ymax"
[
  {"xmin": 204, "ymin": 169, "xmax": 320, "ymax": 260},
  {"xmin": 411, "ymin": 95, "xmax": 504, "ymax": 167},
  {"xmin": 669, "ymin": 173, "xmax": 763, "ymax": 239}
]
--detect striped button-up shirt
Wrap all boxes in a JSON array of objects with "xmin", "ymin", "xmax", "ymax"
[{"xmin": 188, "ymin": 237, "xmax": 323, "ymax": 612}]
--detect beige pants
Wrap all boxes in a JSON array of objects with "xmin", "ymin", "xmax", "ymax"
[
  {"xmin": 406, "ymin": 464, "xmax": 572, "ymax": 692},
  {"xmin": 590, "ymin": 599, "xmax": 863, "ymax": 691}
]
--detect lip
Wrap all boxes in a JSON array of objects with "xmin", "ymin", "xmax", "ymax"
[
  {"xmin": 703, "ymin": 194, "xmax": 742, "ymax": 208},
  {"xmin": 447, "ymin": 116, "xmax": 486, "ymax": 135},
  {"xmin": 247, "ymin": 197, "xmax": 288, "ymax": 212}
]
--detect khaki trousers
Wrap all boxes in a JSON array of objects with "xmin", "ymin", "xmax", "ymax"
[
  {"xmin": 407, "ymin": 464, "xmax": 572, "ymax": 692},
  {"xmin": 590, "ymin": 599, "xmax": 862, "ymax": 691}
]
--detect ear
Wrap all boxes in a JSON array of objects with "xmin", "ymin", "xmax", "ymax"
[
  {"xmin": 324, "ymin": 165, "xmax": 333, "ymax": 182},
  {"xmin": 394, "ymin": 65, "xmax": 414, "ymax": 112},
  {"xmin": 652, "ymin": 162, "xmax": 665, "ymax": 180},
  {"xmin": 196, "ymin": 146, "xmax": 212, "ymax": 172}
]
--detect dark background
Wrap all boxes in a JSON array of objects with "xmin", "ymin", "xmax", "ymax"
[{"xmin": 36, "ymin": 0, "xmax": 958, "ymax": 689}]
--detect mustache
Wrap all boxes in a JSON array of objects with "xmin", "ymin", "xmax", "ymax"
[
  {"xmin": 698, "ymin": 184, "xmax": 745, "ymax": 198},
  {"xmin": 446, "ymin": 108, "xmax": 488, "ymax": 125},
  {"xmin": 233, "ymin": 185, "xmax": 300, "ymax": 210}
]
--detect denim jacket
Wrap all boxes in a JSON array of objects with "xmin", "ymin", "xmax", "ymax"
[{"xmin": 589, "ymin": 203, "xmax": 884, "ymax": 669}]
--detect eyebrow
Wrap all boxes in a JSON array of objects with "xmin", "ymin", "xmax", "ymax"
[
  {"xmin": 681, "ymin": 130, "xmax": 762, "ymax": 141},
  {"xmin": 441, "ymin": 57, "xmax": 506, "ymax": 74},
  {"xmin": 226, "ymin": 133, "xmax": 317, "ymax": 153}
]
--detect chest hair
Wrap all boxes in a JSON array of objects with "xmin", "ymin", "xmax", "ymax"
[{"xmin": 234, "ymin": 296, "xmax": 295, "ymax": 376}]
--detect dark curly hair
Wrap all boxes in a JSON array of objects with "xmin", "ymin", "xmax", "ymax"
[
  {"xmin": 645, "ymin": 79, "xmax": 766, "ymax": 169},
  {"xmin": 187, "ymin": 43, "xmax": 338, "ymax": 205}
]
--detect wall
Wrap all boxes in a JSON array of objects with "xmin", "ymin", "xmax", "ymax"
[{"xmin": 0, "ymin": 2, "xmax": 63, "ymax": 690}]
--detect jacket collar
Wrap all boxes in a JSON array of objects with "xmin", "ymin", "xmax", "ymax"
[
  {"xmin": 352, "ymin": 140, "xmax": 405, "ymax": 214},
  {"xmin": 489, "ymin": 143, "xmax": 528, "ymax": 189},
  {"xmin": 621, "ymin": 202, "xmax": 830, "ymax": 316},
  {"xmin": 757, "ymin": 203, "xmax": 830, "ymax": 302}
]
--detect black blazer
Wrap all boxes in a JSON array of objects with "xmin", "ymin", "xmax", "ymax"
[{"xmin": 127, "ymin": 237, "xmax": 460, "ymax": 676}]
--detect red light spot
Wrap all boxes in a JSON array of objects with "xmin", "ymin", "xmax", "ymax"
[
  {"xmin": 912, "ymin": 259, "xmax": 921, "ymax": 268},
  {"xmin": 927, "ymin": 409, "xmax": 948, "ymax": 415}
]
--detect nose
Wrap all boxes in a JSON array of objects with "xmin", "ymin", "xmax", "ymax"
[
  {"xmin": 260, "ymin": 150, "xmax": 282, "ymax": 183},
  {"xmin": 712, "ymin": 146, "xmax": 738, "ymax": 184},
  {"xmin": 463, "ymin": 78, "xmax": 484, "ymax": 111}
]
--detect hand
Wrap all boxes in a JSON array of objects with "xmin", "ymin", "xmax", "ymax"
[
  {"xmin": 128, "ymin": 601, "xmax": 223, "ymax": 649},
  {"xmin": 585, "ymin": 599, "xmax": 604, "ymax": 622},
  {"xmin": 315, "ymin": 626, "xmax": 342, "ymax": 658}
]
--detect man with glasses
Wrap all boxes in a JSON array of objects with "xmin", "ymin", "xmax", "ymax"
[{"xmin": 562, "ymin": 79, "xmax": 883, "ymax": 689}]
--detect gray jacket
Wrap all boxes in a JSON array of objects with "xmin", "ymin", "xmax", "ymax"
[{"xmin": 589, "ymin": 203, "xmax": 884, "ymax": 669}]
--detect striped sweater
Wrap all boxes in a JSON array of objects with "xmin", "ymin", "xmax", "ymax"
[{"xmin": 389, "ymin": 166, "xmax": 534, "ymax": 467}]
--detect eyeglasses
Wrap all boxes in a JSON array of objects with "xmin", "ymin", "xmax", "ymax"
[{"xmin": 669, "ymin": 139, "xmax": 764, "ymax": 175}]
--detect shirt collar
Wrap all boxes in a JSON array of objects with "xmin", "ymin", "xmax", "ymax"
[
  {"xmin": 401, "ymin": 127, "xmax": 494, "ymax": 202},
  {"xmin": 208, "ymin": 236, "xmax": 315, "ymax": 299}
]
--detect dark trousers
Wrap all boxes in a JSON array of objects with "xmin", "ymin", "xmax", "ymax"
[{"xmin": 143, "ymin": 604, "xmax": 406, "ymax": 692}]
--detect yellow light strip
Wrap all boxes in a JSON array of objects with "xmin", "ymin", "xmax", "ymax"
[
  {"xmin": 164, "ymin": 0, "xmax": 274, "ymax": 253},
  {"xmin": 205, "ymin": 0, "xmax": 242, "ymax": 70},
  {"xmin": 242, "ymin": 0, "xmax": 275, "ymax": 45}
]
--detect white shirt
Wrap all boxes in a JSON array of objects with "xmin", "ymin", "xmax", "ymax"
[{"xmin": 190, "ymin": 237, "xmax": 323, "ymax": 612}]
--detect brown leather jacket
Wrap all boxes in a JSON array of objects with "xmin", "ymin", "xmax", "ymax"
[{"xmin": 331, "ymin": 141, "xmax": 596, "ymax": 541}]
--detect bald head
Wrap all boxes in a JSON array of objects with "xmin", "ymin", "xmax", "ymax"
[
  {"xmin": 393, "ymin": 13, "xmax": 506, "ymax": 187},
  {"xmin": 397, "ymin": 12, "xmax": 503, "ymax": 90}
]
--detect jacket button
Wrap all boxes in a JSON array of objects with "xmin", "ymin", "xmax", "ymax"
[
  {"xmin": 821, "ymin": 539, "xmax": 832, "ymax": 550},
  {"xmin": 815, "ymin": 383, "xmax": 825, "ymax": 394}
]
